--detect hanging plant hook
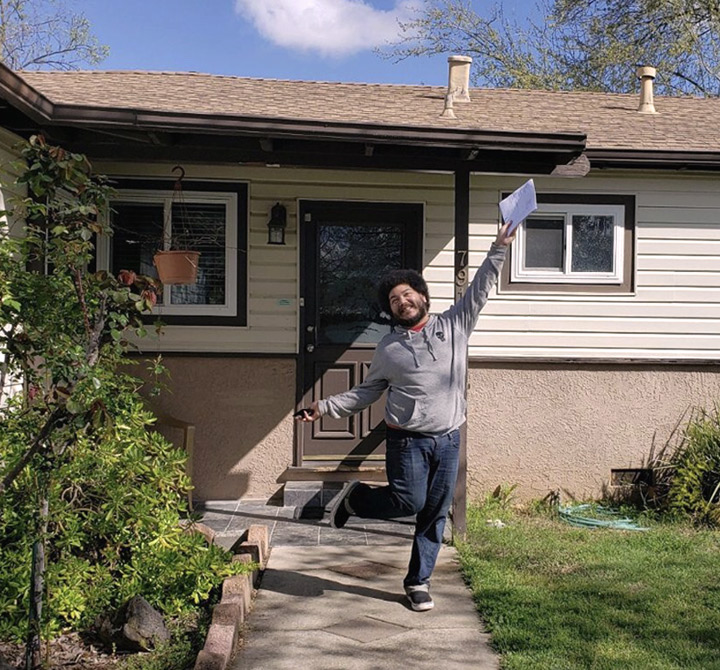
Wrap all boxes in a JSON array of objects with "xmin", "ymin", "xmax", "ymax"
[
  {"xmin": 167, "ymin": 165, "xmax": 192, "ymax": 249},
  {"xmin": 172, "ymin": 164, "xmax": 185, "ymax": 185}
]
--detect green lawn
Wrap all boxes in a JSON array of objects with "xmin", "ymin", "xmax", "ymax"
[{"xmin": 456, "ymin": 501, "xmax": 720, "ymax": 670}]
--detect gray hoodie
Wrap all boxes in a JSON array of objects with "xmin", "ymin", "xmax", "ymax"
[{"xmin": 318, "ymin": 243, "xmax": 507, "ymax": 435}]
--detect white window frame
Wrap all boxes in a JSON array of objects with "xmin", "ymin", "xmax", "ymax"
[
  {"xmin": 98, "ymin": 189, "xmax": 238, "ymax": 317},
  {"xmin": 511, "ymin": 203, "xmax": 625, "ymax": 284}
]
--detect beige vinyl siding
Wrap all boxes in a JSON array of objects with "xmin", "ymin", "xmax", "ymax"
[
  {"xmin": 469, "ymin": 173, "xmax": 720, "ymax": 360},
  {"xmin": 0, "ymin": 128, "xmax": 25, "ymax": 404},
  {"xmin": 0, "ymin": 127, "xmax": 26, "ymax": 233},
  {"xmin": 96, "ymin": 162, "xmax": 456, "ymax": 354},
  {"xmin": 94, "ymin": 162, "xmax": 720, "ymax": 360}
]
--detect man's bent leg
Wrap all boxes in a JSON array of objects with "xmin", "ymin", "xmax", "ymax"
[
  {"xmin": 348, "ymin": 432, "xmax": 430, "ymax": 521},
  {"xmin": 404, "ymin": 429, "xmax": 460, "ymax": 587}
]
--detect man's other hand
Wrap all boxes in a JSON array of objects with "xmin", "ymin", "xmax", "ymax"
[
  {"xmin": 294, "ymin": 401, "xmax": 321, "ymax": 422},
  {"xmin": 495, "ymin": 220, "xmax": 517, "ymax": 246}
]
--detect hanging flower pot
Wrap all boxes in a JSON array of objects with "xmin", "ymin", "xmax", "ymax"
[{"xmin": 153, "ymin": 250, "xmax": 200, "ymax": 285}]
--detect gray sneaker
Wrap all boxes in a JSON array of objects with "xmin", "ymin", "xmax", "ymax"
[
  {"xmin": 406, "ymin": 585, "xmax": 434, "ymax": 612},
  {"xmin": 328, "ymin": 481, "xmax": 359, "ymax": 529}
]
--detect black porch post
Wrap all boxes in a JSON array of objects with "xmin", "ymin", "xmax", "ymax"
[{"xmin": 452, "ymin": 168, "xmax": 470, "ymax": 540}]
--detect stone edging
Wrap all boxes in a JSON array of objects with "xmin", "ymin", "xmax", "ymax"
[{"xmin": 193, "ymin": 524, "xmax": 270, "ymax": 670}]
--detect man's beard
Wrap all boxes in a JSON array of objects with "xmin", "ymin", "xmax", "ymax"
[{"xmin": 394, "ymin": 302, "xmax": 428, "ymax": 328}]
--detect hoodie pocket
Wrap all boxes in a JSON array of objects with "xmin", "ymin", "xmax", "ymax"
[{"xmin": 385, "ymin": 389, "xmax": 417, "ymax": 426}]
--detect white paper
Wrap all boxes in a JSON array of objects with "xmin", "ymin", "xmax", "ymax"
[{"xmin": 499, "ymin": 179, "xmax": 537, "ymax": 233}]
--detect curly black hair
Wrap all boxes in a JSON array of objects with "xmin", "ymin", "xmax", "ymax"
[{"xmin": 377, "ymin": 268, "xmax": 430, "ymax": 316}]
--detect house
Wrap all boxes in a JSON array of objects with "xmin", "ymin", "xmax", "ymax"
[{"xmin": 1, "ymin": 59, "xmax": 719, "ymax": 512}]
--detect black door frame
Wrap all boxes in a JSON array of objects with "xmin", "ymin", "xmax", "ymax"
[{"xmin": 295, "ymin": 199, "xmax": 424, "ymax": 466}]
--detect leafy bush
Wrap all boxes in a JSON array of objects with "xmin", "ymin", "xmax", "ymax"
[
  {"xmin": 0, "ymin": 136, "xmax": 248, "ymax": 650},
  {"xmin": 665, "ymin": 405, "xmax": 720, "ymax": 527},
  {"xmin": 0, "ymin": 372, "xmax": 245, "ymax": 641}
]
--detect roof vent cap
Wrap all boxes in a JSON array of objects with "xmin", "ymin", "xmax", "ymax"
[
  {"xmin": 447, "ymin": 55, "xmax": 472, "ymax": 103},
  {"xmin": 636, "ymin": 66, "xmax": 657, "ymax": 114},
  {"xmin": 440, "ymin": 92, "xmax": 456, "ymax": 119}
]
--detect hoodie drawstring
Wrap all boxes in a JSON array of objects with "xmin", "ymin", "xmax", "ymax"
[
  {"xmin": 422, "ymin": 328, "xmax": 437, "ymax": 361},
  {"xmin": 395, "ymin": 320, "xmax": 438, "ymax": 367},
  {"xmin": 399, "ymin": 333, "xmax": 420, "ymax": 368}
]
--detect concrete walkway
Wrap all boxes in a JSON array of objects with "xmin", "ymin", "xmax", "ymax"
[{"xmin": 199, "ymin": 500, "xmax": 499, "ymax": 670}]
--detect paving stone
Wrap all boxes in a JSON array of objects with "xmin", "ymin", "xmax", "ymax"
[
  {"xmin": 232, "ymin": 545, "xmax": 500, "ymax": 669},
  {"xmin": 322, "ymin": 615, "xmax": 408, "ymax": 643},
  {"xmin": 292, "ymin": 505, "xmax": 325, "ymax": 520},
  {"xmin": 318, "ymin": 527, "xmax": 368, "ymax": 545},
  {"xmin": 202, "ymin": 624, "xmax": 236, "ymax": 667},
  {"xmin": 327, "ymin": 560, "xmax": 398, "ymax": 580},
  {"xmin": 223, "ymin": 512, "xmax": 275, "ymax": 533},
  {"xmin": 194, "ymin": 514, "xmax": 233, "ymax": 533},
  {"xmin": 194, "ymin": 649, "xmax": 225, "ymax": 670},
  {"xmin": 283, "ymin": 481, "xmax": 324, "ymax": 508},
  {"xmin": 212, "ymin": 601, "xmax": 244, "ymax": 628},
  {"xmin": 274, "ymin": 506, "xmax": 300, "ymax": 519},
  {"xmin": 221, "ymin": 572, "xmax": 252, "ymax": 611},
  {"xmin": 246, "ymin": 525, "xmax": 269, "ymax": 563},
  {"xmin": 198, "ymin": 501, "xmax": 240, "ymax": 513},
  {"xmin": 233, "ymin": 541, "xmax": 260, "ymax": 563},
  {"xmin": 212, "ymin": 533, "xmax": 240, "ymax": 551},
  {"xmin": 270, "ymin": 525, "xmax": 320, "ymax": 546}
]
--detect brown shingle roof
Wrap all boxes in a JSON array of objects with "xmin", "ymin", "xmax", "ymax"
[{"xmin": 17, "ymin": 69, "xmax": 720, "ymax": 153}]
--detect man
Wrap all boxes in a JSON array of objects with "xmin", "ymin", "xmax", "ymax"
[{"xmin": 296, "ymin": 220, "xmax": 516, "ymax": 612}]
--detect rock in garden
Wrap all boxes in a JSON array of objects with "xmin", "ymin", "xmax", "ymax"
[{"xmin": 99, "ymin": 595, "xmax": 170, "ymax": 652}]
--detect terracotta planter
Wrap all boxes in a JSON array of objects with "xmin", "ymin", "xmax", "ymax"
[{"xmin": 153, "ymin": 250, "xmax": 200, "ymax": 285}]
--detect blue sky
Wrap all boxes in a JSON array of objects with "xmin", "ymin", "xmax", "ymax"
[{"xmin": 79, "ymin": 0, "xmax": 533, "ymax": 86}]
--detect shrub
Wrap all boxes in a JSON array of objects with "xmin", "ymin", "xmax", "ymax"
[
  {"xmin": 0, "ymin": 136, "xmax": 248, "ymax": 652},
  {"xmin": 0, "ymin": 372, "xmax": 245, "ymax": 640},
  {"xmin": 665, "ymin": 405, "xmax": 720, "ymax": 527}
]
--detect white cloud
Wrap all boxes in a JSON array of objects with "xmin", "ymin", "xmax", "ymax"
[{"xmin": 235, "ymin": 0, "xmax": 421, "ymax": 57}]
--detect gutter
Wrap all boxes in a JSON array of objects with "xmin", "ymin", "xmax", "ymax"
[
  {"xmin": 587, "ymin": 148, "xmax": 720, "ymax": 171},
  {"xmin": 50, "ymin": 104, "xmax": 586, "ymax": 154}
]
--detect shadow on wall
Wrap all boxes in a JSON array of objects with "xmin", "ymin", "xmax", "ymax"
[{"xmin": 129, "ymin": 356, "xmax": 295, "ymax": 500}]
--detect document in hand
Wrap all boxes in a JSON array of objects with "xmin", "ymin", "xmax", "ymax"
[{"xmin": 499, "ymin": 179, "xmax": 538, "ymax": 234}]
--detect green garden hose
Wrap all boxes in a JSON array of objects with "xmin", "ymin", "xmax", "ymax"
[{"xmin": 559, "ymin": 504, "xmax": 649, "ymax": 531}]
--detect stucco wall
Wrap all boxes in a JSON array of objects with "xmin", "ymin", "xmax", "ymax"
[
  {"xmin": 466, "ymin": 361, "xmax": 720, "ymax": 501},
  {"xmin": 133, "ymin": 355, "xmax": 720, "ymax": 505},
  {"xmin": 134, "ymin": 356, "xmax": 296, "ymax": 502}
]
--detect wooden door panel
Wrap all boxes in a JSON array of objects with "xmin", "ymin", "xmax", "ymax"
[{"xmin": 312, "ymin": 362, "xmax": 355, "ymax": 439}]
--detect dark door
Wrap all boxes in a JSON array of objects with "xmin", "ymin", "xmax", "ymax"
[{"xmin": 297, "ymin": 201, "xmax": 423, "ymax": 463}]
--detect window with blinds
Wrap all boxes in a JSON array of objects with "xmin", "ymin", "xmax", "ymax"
[{"xmin": 104, "ymin": 188, "xmax": 240, "ymax": 318}]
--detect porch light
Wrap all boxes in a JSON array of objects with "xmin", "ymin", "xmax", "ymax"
[{"xmin": 267, "ymin": 202, "xmax": 287, "ymax": 245}]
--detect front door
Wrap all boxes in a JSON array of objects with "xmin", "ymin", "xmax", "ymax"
[{"xmin": 297, "ymin": 200, "xmax": 423, "ymax": 464}]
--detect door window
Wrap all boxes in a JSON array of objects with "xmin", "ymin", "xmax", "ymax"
[{"xmin": 318, "ymin": 224, "xmax": 403, "ymax": 344}]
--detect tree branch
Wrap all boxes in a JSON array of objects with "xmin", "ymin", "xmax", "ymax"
[{"xmin": 0, "ymin": 406, "xmax": 65, "ymax": 495}]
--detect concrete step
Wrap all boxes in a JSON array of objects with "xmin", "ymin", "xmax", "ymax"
[
  {"xmin": 281, "ymin": 466, "xmax": 389, "ymax": 518},
  {"xmin": 283, "ymin": 481, "xmax": 344, "ymax": 518}
]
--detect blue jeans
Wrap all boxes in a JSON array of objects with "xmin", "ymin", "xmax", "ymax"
[{"xmin": 347, "ymin": 427, "xmax": 460, "ymax": 587}]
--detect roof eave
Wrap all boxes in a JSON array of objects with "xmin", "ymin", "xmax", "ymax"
[
  {"xmin": 588, "ymin": 148, "xmax": 720, "ymax": 171},
  {"xmin": 50, "ymin": 103, "xmax": 586, "ymax": 155},
  {"xmin": 0, "ymin": 63, "xmax": 53, "ymax": 124}
]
